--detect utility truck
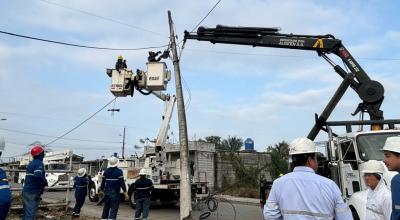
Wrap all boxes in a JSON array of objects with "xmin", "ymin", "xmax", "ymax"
[{"xmin": 184, "ymin": 25, "xmax": 399, "ymax": 219}]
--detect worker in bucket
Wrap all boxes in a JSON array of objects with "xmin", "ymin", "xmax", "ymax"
[
  {"xmin": 0, "ymin": 144, "xmax": 12, "ymax": 220},
  {"xmin": 100, "ymin": 156, "xmax": 129, "ymax": 220},
  {"xmin": 134, "ymin": 168, "xmax": 154, "ymax": 220},
  {"xmin": 361, "ymin": 160, "xmax": 391, "ymax": 220},
  {"xmin": 264, "ymin": 137, "xmax": 352, "ymax": 220},
  {"xmin": 23, "ymin": 144, "xmax": 48, "ymax": 220},
  {"xmin": 382, "ymin": 136, "xmax": 400, "ymax": 220},
  {"xmin": 115, "ymin": 55, "xmax": 127, "ymax": 72},
  {"xmin": 72, "ymin": 168, "xmax": 89, "ymax": 218}
]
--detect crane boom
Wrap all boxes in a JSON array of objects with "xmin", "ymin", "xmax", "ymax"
[{"xmin": 184, "ymin": 25, "xmax": 385, "ymax": 139}]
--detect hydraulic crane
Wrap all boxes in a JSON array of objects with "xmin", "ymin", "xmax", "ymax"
[{"xmin": 184, "ymin": 25, "xmax": 385, "ymax": 140}]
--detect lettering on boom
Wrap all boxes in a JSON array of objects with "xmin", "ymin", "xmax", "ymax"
[{"xmin": 278, "ymin": 39, "xmax": 305, "ymax": 47}]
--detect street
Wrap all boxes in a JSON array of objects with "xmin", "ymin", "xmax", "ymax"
[{"xmin": 42, "ymin": 190, "xmax": 263, "ymax": 220}]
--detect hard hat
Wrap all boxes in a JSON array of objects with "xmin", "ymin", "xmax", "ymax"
[
  {"xmin": 117, "ymin": 55, "xmax": 123, "ymax": 60},
  {"xmin": 108, "ymin": 156, "xmax": 119, "ymax": 167},
  {"xmin": 289, "ymin": 137, "xmax": 317, "ymax": 155},
  {"xmin": 139, "ymin": 169, "xmax": 147, "ymax": 176},
  {"xmin": 31, "ymin": 145, "xmax": 44, "ymax": 157},
  {"xmin": 77, "ymin": 168, "xmax": 87, "ymax": 177},
  {"xmin": 361, "ymin": 160, "xmax": 384, "ymax": 174},
  {"xmin": 382, "ymin": 136, "xmax": 400, "ymax": 154}
]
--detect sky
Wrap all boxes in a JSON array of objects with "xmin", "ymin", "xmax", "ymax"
[{"xmin": 0, "ymin": 0, "xmax": 399, "ymax": 160}]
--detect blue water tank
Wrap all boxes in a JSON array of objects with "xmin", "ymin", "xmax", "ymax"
[{"xmin": 244, "ymin": 138, "xmax": 254, "ymax": 151}]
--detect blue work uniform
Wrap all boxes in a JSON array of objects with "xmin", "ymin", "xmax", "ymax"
[
  {"xmin": 391, "ymin": 173, "xmax": 400, "ymax": 220},
  {"xmin": 73, "ymin": 175, "xmax": 89, "ymax": 215},
  {"xmin": 100, "ymin": 167, "xmax": 127, "ymax": 220},
  {"xmin": 134, "ymin": 177, "xmax": 153, "ymax": 220},
  {"xmin": 0, "ymin": 168, "xmax": 11, "ymax": 220},
  {"xmin": 23, "ymin": 154, "xmax": 47, "ymax": 220},
  {"xmin": 264, "ymin": 166, "xmax": 353, "ymax": 220}
]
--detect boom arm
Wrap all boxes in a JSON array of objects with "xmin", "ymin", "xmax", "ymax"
[
  {"xmin": 152, "ymin": 92, "xmax": 176, "ymax": 162},
  {"xmin": 184, "ymin": 25, "xmax": 384, "ymax": 139}
]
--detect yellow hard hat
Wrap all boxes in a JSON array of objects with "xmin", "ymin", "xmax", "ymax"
[{"xmin": 117, "ymin": 55, "xmax": 123, "ymax": 60}]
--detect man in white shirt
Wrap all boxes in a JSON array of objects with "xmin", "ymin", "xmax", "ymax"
[{"xmin": 263, "ymin": 137, "xmax": 353, "ymax": 220}]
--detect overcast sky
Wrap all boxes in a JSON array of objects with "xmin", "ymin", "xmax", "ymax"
[{"xmin": 0, "ymin": 0, "xmax": 399, "ymax": 160}]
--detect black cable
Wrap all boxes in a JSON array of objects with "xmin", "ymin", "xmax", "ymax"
[
  {"xmin": 39, "ymin": 0, "xmax": 165, "ymax": 37},
  {"xmin": 0, "ymin": 30, "xmax": 168, "ymax": 51},
  {"xmin": 0, "ymin": 127, "xmax": 129, "ymax": 144},
  {"xmin": 190, "ymin": 0, "xmax": 222, "ymax": 32},
  {"xmin": 45, "ymin": 98, "xmax": 117, "ymax": 146}
]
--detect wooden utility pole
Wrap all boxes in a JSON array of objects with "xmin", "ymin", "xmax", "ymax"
[
  {"xmin": 122, "ymin": 126, "xmax": 126, "ymax": 159},
  {"xmin": 168, "ymin": 10, "xmax": 192, "ymax": 220}
]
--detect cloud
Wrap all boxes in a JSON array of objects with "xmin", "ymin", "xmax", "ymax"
[{"xmin": 1, "ymin": 0, "xmax": 399, "ymax": 156}]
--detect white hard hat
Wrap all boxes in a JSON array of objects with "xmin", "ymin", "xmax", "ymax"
[
  {"xmin": 77, "ymin": 168, "xmax": 87, "ymax": 177},
  {"xmin": 289, "ymin": 137, "xmax": 318, "ymax": 155},
  {"xmin": 382, "ymin": 136, "xmax": 400, "ymax": 154},
  {"xmin": 139, "ymin": 169, "xmax": 147, "ymax": 176},
  {"xmin": 361, "ymin": 160, "xmax": 384, "ymax": 174},
  {"xmin": 108, "ymin": 156, "xmax": 119, "ymax": 167}
]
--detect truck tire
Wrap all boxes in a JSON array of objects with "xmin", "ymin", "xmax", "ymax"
[
  {"xmin": 350, "ymin": 207, "xmax": 360, "ymax": 220},
  {"xmin": 88, "ymin": 183, "xmax": 99, "ymax": 202},
  {"xmin": 128, "ymin": 186, "xmax": 136, "ymax": 209}
]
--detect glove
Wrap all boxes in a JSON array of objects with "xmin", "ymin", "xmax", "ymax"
[
  {"xmin": 98, "ymin": 190, "xmax": 104, "ymax": 198},
  {"xmin": 124, "ymin": 192, "xmax": 129, "ymax": 201}
]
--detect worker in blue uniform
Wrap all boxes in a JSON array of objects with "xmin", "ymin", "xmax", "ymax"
[
  {"xmin": 134, "ymin": 169, "xmax": 154, "ymax": 220},
  {"xmin": 100, "ymin": 156, "xmax": 128, "ymax": 220},
  {"xmin": 23, "ymin": 145, "xmax": 48, "ymax": 220},
  {"xmin": 0, "ymin": 148, "xmax": 12, "ymax": 220},
  {"xmin": 382, "ymin": 136, "xmax": 400, "ymax": 220},
  {"xmin": 72, "ymin": 168, "xmax": 89, "ymax": 218},
  {"xmin": 263, "ymin": 137, "xmax": 353, "ymax": 220}
]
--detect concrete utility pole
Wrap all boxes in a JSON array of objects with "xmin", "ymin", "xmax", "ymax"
[
  {"xmin": 122, "ymin": 126, "xmax": 126, "ymax": 159},
  {"xmin": 168, "ymin": 10, "xmax": 192, "ymax": 220}
]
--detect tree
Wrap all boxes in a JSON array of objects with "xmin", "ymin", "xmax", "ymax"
[
  {"xmin": 221, "ymin": 136, "xmax": 243, "ymax": 152},
  {"xmin": 267, "ymin": 141, "xmax": 289, "ymax": 179}
]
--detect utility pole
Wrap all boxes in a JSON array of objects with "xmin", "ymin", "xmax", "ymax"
[
  {"xmin": 168, "ymin": 10, "xmax": 192, "ymax": 220},
  {"xmin": 122, "ymin": 126, "xmax": 126, "ymax": 159}
]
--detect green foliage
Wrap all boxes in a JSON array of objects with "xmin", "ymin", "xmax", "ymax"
[
  {"xmin": 200, "ymin": 135, "xmax": 243, "ymax": 151},
  {"xmin": 222, "ymin": 135, "xmax": 243, "ymax": 151},
  {"xmin": 267, "ymin": 141, "xmax": 289, "ymax": 179}
]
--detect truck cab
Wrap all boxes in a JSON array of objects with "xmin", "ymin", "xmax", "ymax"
[{"xmin": 323, "ymin": 129, "xmax": 400, "ymax": 219}]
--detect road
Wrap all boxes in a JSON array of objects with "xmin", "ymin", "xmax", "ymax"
[{"xmin": 42, "ymin": 190, "xmax": 264, "ymax": 220}]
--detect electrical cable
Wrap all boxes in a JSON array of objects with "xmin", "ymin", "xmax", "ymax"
[
  {"xmin": 45, "ymin": 97, "xmax": 117, "ymax": 146},
  {"xmin": 190, "ymin": 0, "xmax": 222, "ymax": 33},
  {"xmin": 38, "ymin": 0, "xmax": 165, "ymax": 37},
  {"xmin": 0, "ymin": 127, "xmax": 131, "ymax": 144},
  {"xmin": 0, "ymin": 30, "xmax": 168, "ymax": 51},
  {"xmin": 186, "ymin": 48, "xmax": 400, "ymax": 61},
  {"xmin": 0, "ymin": 111, "xmax": 154, "ymax": 131}
]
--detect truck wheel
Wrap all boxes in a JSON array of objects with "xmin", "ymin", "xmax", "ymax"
[
  {"xmin": 128, "ymin": 187, "xmax": 136, "ymax": 209},
  {"xmin": 351, "ymin": 208, "xmax": 360, "ymax": 220},
  {"xmin": 88, "ymin": 184, "xmax": 99, "ymax": 202}
]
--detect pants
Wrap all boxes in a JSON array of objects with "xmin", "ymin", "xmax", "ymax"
[
  {"xmin": 134, "ymin": 197, "xmax": 150, "ymax": 220},
  {"xmin": 23, "ymin": 192, "xmax": 41, "ymax": 220},
  {"xmin": 0, "ymin": 202, "xmax": 11, "ymax": 220},
  {"xmin": 73, "ymin": 192, "xmax": 87, "ymax": 214},
  {"xmin": 101, "ymin": 190, "xmax": 120, "ymax": 220}
]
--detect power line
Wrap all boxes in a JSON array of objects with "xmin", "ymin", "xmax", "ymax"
[
  {"xmin": 0, "ymin": 30, "xmax": 168, "ymax": 51},
  {"xmin": 0, "ymin": 127, "xmax": 132, "ymax": 144},
  {"xmin": 38, "ymin": 0, "xmax": 165, "ymax": 37},
  {"xmin": 0, "ymin": 111, "xmax": 154, "ymax": 131},
  {"xmin": 45, "ymin": 97, "xmax": 117, "ymax": 146},
  {"xmin": 186, "ymin": 48, "xmax": 400, "ymax": 61},
  {"xmin": 190, "ymin": 0, "xmax": 222, "ymax": 32}
]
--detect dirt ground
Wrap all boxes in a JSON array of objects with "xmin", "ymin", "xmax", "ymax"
[
  {"xmin": 7, "ymin": 207, "xmax": 98, "ymax": 220},
  {"xmin": 7, "ymin": 193, "xmax": 96, "ymax": 220}
]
